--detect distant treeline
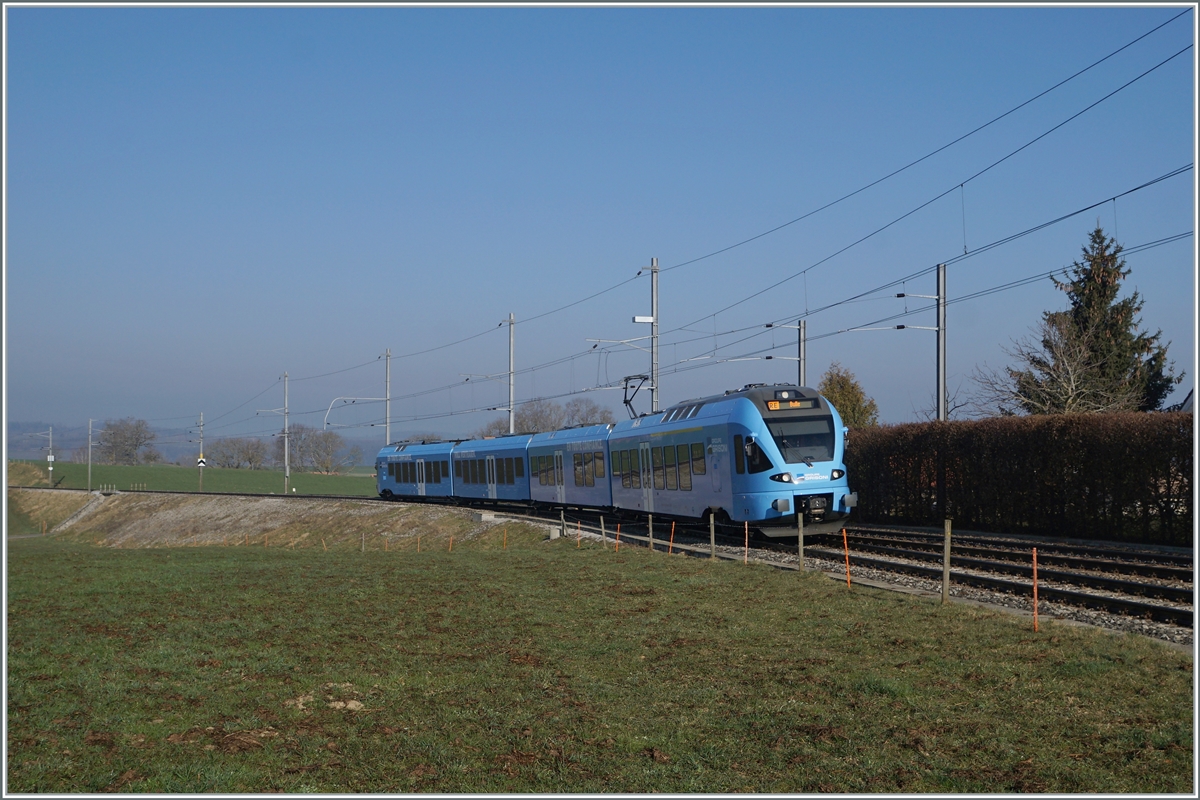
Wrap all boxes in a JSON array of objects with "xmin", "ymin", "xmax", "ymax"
[{"xmin": 846, "ymin": 413, "xmax": 1192, "ymax": 547}]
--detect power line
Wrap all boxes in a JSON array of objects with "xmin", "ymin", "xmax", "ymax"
[
  {"xmin": 658, "ymin": 8, "xmax": 1192, "ymax": 276},
  {"xmin": 667, "ymin": 46, "xmax": 1194, "ymax": 335}
]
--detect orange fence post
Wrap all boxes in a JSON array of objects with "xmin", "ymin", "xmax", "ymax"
[
  {"xmin": 503, "ymin": 527, "xmax": 507, "ymax": 550},
  {"xmin": 842, "ymin": 528, "xmax": 852, "ymax": 588},
  {"xmin": 577, "ymin": 520, "xmax": 581, "ymax": 548},
  {"xmin": 1032, "ymin": 547, "xmax": 1039, "ymax": 632},
  {"xmin": 385, "ymin": 538, "xmax": 388, "ymax": 552},
  {"xmin": 449, "ymin": 536, "xmax": 453, "ymax": 553},
  {"xmin": 322, "ymin": 537, "xmax": 327, "ymax": 551},
  {"xmin": 417, "ymin": 535, "xmax": 421, "ymax": 553},
  {"xmin": 615, "ymin": 523, "xmax": 621, "ymax": 553},
  {"xmin": 744, "ymin": 521, "xmax": 749, "ymax": 564},
  {"xmin": 668, "ymin": 521, "xmax": 676, "ymax": 554}
]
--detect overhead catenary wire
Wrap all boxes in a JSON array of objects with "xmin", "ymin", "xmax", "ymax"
[{"xmin": 666, "ymin": 45, "xmax": 1194, "ymax": 336}]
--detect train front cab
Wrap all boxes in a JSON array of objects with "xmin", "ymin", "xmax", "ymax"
[
  {"xmin": 376, "ymin": 441, "xmax": 456, "ymax": 500},
  {"xmin": 725, "ymin": 386, "xmax": 856, "ymax": 536}
]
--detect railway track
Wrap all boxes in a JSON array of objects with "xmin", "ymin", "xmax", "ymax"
[{"xmin": 539, "ymin": 509, "xmax": 1194, "ymax": 632}]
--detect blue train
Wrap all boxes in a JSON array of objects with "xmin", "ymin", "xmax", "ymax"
[{"xmin": 375, "ymin": 383, "xmax": 856, "ymax": 537}]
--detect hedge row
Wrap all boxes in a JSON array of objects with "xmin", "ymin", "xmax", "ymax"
[{"xmin": 845, "ymin": 413, "xmax": 1192, "ymax": 546}]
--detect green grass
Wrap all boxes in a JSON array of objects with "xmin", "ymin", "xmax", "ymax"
[
  {"xmin": 7, "ymin": 535, "xmax": 1193, "ymax": 793},
  {"xmin": 8, "ymin": 460, "xmax": 377, "ymax": 497}
]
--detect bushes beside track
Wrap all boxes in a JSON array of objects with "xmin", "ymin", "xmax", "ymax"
[{"xmin": 846, "ymin": 412, "xmax": 1192, "ymax": 546}]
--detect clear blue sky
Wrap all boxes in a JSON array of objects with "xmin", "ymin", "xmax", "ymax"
[{"xmin": 4, "ymin": 5, "xmax": 1196, "ymax": 453}]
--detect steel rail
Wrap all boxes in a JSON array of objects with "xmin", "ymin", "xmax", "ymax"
[{"xmin": 800, "ymin": 546, "xmax": 1193, "ymax": 628}]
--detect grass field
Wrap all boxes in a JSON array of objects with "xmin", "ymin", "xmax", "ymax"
[
  {"xmin": 6, "ymin": 530, "xmax": 1192, "ymax": 793},
  {"xmin": 7, "ymin": 460, "xmax": 377, "ymax": 497}
]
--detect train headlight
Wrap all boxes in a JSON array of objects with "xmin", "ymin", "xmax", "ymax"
[
  {"xmin": 768, "ymin": 473, "xmax": 793, "ymax": 483},
  {"xmin": 831, "ymin": 469, "xmax": 845, "ymax": 480}
]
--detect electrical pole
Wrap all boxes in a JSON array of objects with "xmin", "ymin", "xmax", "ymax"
[
  {"xmin": 284, "ymin": 372, "xmax": 290, "ymax": 494},
  {"xmin": 197, "ymin": 412, "xmax": 205, "ymax": 492},
  {"xmin": 385, "ymin": 349, "xmax": 391, "ymax": 446},
  {"xmin": 87, "ymin": 420, "xmax": 93, "ymax": 493},
  {"xmin": 937, "ymin": 263, "xmax": 947, "ymax": 422},
  {"xmin": 260, "ymin": 374, "xmax": 290, "ymax": 493},
  {"xmin": 798, "ymin": 319, "xmax": 806, "ymax": 387},
  {"xmin": 31, "ymin": 427, "xmax": 55, "ymax": 486},
  {"xmin": 508, "ymin": 313, "xmax": 515, "ymax": 434},
  {"xmin": 651, "ymin": 258, "xmax": 659, "ymax": 413}
]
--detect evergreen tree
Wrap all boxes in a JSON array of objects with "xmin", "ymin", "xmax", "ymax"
[
  {"xmin": 818, "ymin": 362, "xmax": 879, "ymax": 427},
  {"xmin": 1010, "ymin": 226, "xmax": 1180, "ymax": 413}
]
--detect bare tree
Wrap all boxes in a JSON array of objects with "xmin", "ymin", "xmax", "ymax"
[
  {"xmin": 913, "ymin": 381, "xmax": 973, "ymax": 422},
  {"xmin": 308, "ymin": 430, "xmax": 348, "ymax": 474},
  {"xmin": 473, "ymin": 399, "xmax": 573, "ymax": 437},
  {"xmin": 563, "ymin": 397, "xmax": 615, "ymax": 427},
  {"xmin": 97, "ymin": 418, "xmax": 157, "ymax": 465},
  {"xmin": 274, "ymin": 424, "xmax": 316, "ymax": 470},
  {"xmin": 971, "ymin": 315, "xmax": 1141, "ymax": 416},
  {"xmin": 240, "ymin": 438, "xmax": 268, "ymax": 470},
  {"xmin": 208, "ymin": 438, "xmax": 238, "ymax": 468}
]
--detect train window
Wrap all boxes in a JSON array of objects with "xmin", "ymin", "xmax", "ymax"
[
  {"xmin": 663, "ymin": 445, "xmax": 677, "ymax": 490},
  {"xmin": 387, "ymin": 463, "xmax": 395, "ymax": 478},
  {"xmin": 454, "ymin": 460, "xmax": 463, "ymax": 479},
  {"xmin": 594, "ymin": 451, "xmax": 605, "ymax": 479},
  {"xmin": 433, "ymin": 463, "xmax": 440, "ymax": 484},
  {"xmin": 620, "ymin": 450, "xmax": 631, "ymax": 488},
  {"xmin": 554, "ymin": 456, "xmax": 564, "ymax": 487},
  {"xmin": 584, "ymin": 452, "xmax": 594, "ymax": 487},
  {"xmin": 630, "ymin": 450, "xmax": 641, "ymax": 489},
  {"xmin": 652, "ymin": 447, "xmax": 665, "ymax": 490},
  {"xmin": 515, "ymin": 457, "xmax": 524, "ymax": 478},
  {"xmin": 734, "ymin": 435, "xmax": 746, "ymax": 474},
  {"xmin": 677, "ymin": 444, "xmax": 692, "ymax": 491},
  {"xmin": 467, "ymin": 459, "xmax": 477, "ymax": 485},
  {"xmin": 573, "ymin": 453, "xmax": 584, "ymax": 487},
  {"xmin": 691, "ymin": 442, "xmax": 706, "ymax": 475},
  {"xmin": 442, "ymin": 460, "xmax": 450, "ymax": 479},
  {"xmin": 764, "ymin": 415, "xmax": 836, "ymax": 464},
  {"xmin": 687, "ymin": 404, "xmax": 702, "ymax": 419},
  {"xmin": 502, "ymin": 457, "xmax": 511, "ymax": 485},
  {"xmin": 745, "ymin": 439, "xmax": 774, "ymax": 474}
]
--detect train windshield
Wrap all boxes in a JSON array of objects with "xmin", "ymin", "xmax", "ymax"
[{"xmin": 764, "ymin": 415, "xmax": 835, "ymax": 464}]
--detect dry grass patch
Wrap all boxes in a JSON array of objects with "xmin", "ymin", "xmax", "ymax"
[
  {"xmin": 42, "ymin": 491, "xmax": 547, "ymax": 550},
  {"xmin": 7, "ymin": 488, "xmax": 94, "ymax": 535}
]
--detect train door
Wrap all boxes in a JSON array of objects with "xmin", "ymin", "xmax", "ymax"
[
  {"xmin": 638, "ymin": 441, "xmax": 654, "ymax": 512},
  {"xmin": 416, "ymin": 460, "xmax": 426, "ymax": 497},
  {"xmin": 486, "ymin": 455, "xmax": 497, "ymax": 500},
  {"xmin": 554, "ymin": 451, "xmax": 566, "ymax": 504},
  {"xmin": 710, "ymin": 443, "xmax": 722, "ymax": 492}
]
